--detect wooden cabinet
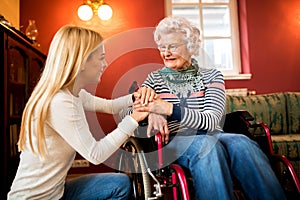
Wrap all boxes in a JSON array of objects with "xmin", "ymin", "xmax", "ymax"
[{"xmin": 0, "ymin": 23, "xmax": 46, "ymax": 199}]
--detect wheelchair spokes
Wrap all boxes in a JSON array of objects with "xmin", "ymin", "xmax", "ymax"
[
  {"xmin": 116, "ymin": 138, "xmax": 152, "ymax": 199},
  {"xmin": 116, "ymin": 136, "xmax": 191, "ymax": 200}
]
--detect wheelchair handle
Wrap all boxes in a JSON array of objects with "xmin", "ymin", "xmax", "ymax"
[{"xmin": 155, "ymin": 132, "xmax": 163, "ymax": 169}]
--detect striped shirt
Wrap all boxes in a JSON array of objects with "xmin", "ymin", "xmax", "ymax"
[{"xmin": 142, "ymin": 66, "xmax": 226, "ymax": 134}]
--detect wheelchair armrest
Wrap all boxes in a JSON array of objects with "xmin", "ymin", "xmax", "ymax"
[
  {"xmin": 223, "ymin": 110, "xmax": 254, "ymax": 136},
  {"xmin": 226, "ymin": 110, "xmax": 254, "ymax": 120},
  {"xmin": 223, "ymin": 111, "xmax": 274, "ymax": 155}
]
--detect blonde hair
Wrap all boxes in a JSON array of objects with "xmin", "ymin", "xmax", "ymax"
[
  {"xmin": 18, "ymin": 25, "xmax": 103, "ymax": 158},
  {"xmin": 154, "ymin": 16, "xmax": 201, "ymax": 56}
]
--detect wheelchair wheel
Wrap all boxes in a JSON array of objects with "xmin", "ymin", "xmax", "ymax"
[{"xmin": 116, "ymin": 137, "xmax": 152, "ymax": 200}]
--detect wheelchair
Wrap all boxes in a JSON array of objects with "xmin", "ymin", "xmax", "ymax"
[{"xmin": 115, "ymin": 110, "xmax": 300, "ymax": 199}]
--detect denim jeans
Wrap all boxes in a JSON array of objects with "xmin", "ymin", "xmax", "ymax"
[
  {"xmin": 164, "ymin": 132, "xmax": 286, "ymax": 200},
  {"xmin": 61, "ymin": 173, "xmax": 131, "ymax": 200}
]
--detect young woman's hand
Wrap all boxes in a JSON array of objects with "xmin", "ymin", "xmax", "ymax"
[{"xmin": 130, "ymin": 110, "xmax": 149, "ymax": 123}]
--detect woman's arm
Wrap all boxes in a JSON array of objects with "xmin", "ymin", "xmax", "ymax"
[
  {"xmin": 171, "ymin": 83, "xmax": 225, "ymax": 132},
  {"xmin": 48, "ymin": 91, "xmax": 140, "ymax": 165},
  {"xmin": 79, "ymin": 87, "xmax": 157, "ymax": 115},
  {"xmin": 79, "ymin": 89, "xmax": 133, "ymax": 114}
]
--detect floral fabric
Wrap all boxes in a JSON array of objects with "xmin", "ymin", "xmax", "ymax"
[
  {"xmin": 225, "ymin": 93, "xmax": 287, "ymax": 135},
  {"xmin": 285, "ymin": 92, "xmax": 300, "ymax": 134}
]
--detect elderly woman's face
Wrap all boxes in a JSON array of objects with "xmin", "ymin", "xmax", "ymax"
[{"xmin": 158, "ymin": 32, "xmax": 191, "ymax": 70}]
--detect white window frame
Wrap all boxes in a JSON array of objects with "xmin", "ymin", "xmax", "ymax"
[{"xmin": 164, "ymin": 0, "xmax": 251, "ymax": 80}]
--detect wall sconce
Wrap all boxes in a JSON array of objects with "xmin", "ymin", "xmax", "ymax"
[{"xmin": 77, "ymin": 0, "xmax": 113, "ymax": 21}]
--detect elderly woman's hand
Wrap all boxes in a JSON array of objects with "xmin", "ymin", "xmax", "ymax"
[
  {"xmin": 133, "ymin": 87, "xmax": 157, "ymax": 105},
  {"xmin": 147, "ymin": 113, "xmax": 170, "ymax": 144},
  {"xmin": 134, "ymin": 98, "xmax": 173, "ymax": 116}
]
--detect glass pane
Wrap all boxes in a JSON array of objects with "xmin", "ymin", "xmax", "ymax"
[
  {"xmin": 202, "ymin": 0, "xmax": 229, "ymax": 3},
  {"xmin": 203, "ymin": 39, "xmax": 233, "ymax": 70},
  {"xmin": 172, "ymin": 0, "xmax": 198, "ymax": 3},
  {"xmin": 202, "ymin": 6, "xmax": 231, "ymax": 36},
  {"xmin": 172, "ymin": 0, "xmax": 229, "ymax": 3},
  {"xmin": 172, "ymin": 6, "xmax": 200, "ymax": 28}
]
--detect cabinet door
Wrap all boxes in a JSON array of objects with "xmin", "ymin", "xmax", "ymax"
[
  {"xmin": 6, "ymin": 36, "xmax": 28, "ymax": 190},
  {"xmin": 8, "ymin": 39, "xmax": 27, "ymax": 84},
  {"xmin": 8, "ymin": 38, "xmax": 27, "ymax": 118},
  {"xmin": 28, "ymin": 55, "xmax": 43, "ymax": 97}
]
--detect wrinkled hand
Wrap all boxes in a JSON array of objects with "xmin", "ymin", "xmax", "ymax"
[
  {"xmin": 134, "ymin": 98, "xmax": 173, "ymax": 116},
  {"xmin": 133, "ymin": 87, "xmax": 157, "ymax": 105},
  {"xmin": 147, "ymin": 113, "xmax": 170, "ymax": 144}
]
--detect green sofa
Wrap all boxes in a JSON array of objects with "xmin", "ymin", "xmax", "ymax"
[{"xmin": 225, "ymin": 92, "xmax": 300, "ymax": 179}]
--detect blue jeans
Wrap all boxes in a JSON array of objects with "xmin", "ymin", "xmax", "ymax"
[
  {"xmin": 61, "ymin": 173, "xmax": 131, "ymax": 200},
  {"xmin": 164, "ymin": 132, "xmax": 286, "ymax": 200}
]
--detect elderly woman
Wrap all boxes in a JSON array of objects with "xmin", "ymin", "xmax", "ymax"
[{"xmin": 133, "ymin": 16, "xmax": 286, "ymax": 200}]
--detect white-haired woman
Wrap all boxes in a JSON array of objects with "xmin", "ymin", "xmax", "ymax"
[
  {"xmin": 133, "ymin": 16, "xmax": 286, "ymax": 200},
  {"xmin": 7, "ymin": 25, "xmax": 155, "ymax": 200}
]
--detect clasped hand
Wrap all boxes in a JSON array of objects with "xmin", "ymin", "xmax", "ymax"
[{"xmin": 133, "ymin": 88, "xmax": 172, "ymax": 143}]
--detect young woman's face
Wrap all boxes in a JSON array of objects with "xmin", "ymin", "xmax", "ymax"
[
  {"xmin": 81, "ymin": 44, "xmax": 107, "ymax": 83},
  {"xmin": 158, "ymin": 33, "xmax": 192, "ymax": 70}
]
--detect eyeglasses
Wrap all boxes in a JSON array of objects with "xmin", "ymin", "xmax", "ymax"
[{"xmin": 157, "ymin": 43, "xmax": 185, "ymax": 53}]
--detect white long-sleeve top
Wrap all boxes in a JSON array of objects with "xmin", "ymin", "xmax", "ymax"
[{"xmin": 7, "ymin": 88, "xmax": 138, "ymax": 200}]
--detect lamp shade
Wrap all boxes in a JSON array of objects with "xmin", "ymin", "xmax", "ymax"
[
  {"xmin": 98, "ymin": 4, "xmax": 113, "ymax": 20},
  {"xmin": 77, "ymin": 4, "xmax": 93, "ymax": 21}
]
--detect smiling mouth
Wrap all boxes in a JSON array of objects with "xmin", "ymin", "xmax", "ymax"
[{"xmin": 165, "ymin": 58, "xmax": 176, "ymax": 61}]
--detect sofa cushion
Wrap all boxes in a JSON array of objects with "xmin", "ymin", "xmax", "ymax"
[
  {"xmin": 225, "ymin": 93, "xmax": 287, "ymax": 135},
  {"xmin": 272, "ymin": 134, "xmax": 300, "ymax": 160},
  {"xmin": 285, "ymin": 92, "xmax": 300, "ymax": 134},
  {"xmin": 272, "ymin": 134, "xmax": 300, "ymax": 179}
]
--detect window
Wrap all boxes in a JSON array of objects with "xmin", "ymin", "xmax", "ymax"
[{"xmin": 165, "ymin": 0, "xmax": 251, "ymax": 79}]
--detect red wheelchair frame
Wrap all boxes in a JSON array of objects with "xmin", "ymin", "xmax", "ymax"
[{"xmin": 116, "ymin": 110, "xmax": 300, "ymax": 199}]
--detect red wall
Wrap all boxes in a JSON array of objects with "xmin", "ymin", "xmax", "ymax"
[
  {"xmin": 20, "ymin": 0, "xmax": 165, "ymax": 54},
  {"xmin": 20, "ymin": 0, "xmax": 300, "ymax": 96}
]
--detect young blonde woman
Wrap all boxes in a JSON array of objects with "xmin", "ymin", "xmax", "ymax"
[{"xmin": 7, "ymin": 25, "xmax": 155, "ymax": 200}]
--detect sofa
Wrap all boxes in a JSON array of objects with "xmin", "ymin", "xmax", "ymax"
[{"xmin": 225, "ymin": 92, "xmax": 300, "ymax": 180}]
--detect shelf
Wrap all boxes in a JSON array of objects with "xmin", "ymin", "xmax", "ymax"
[
  {"xmin": 9, "ymin": 80, "xmax": 26, "ymax": 88},
  {"xmin": 9, "ymin": 116, "xmax": 22, "ymax": 124}
]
